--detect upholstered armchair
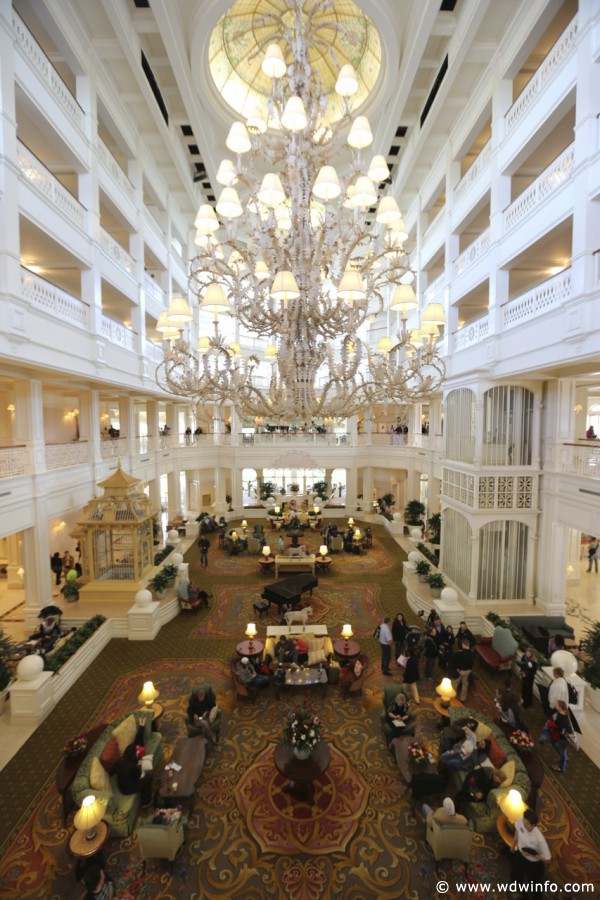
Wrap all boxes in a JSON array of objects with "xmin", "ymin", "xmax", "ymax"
[
  {"xmin": 330, "ymin": 534, "xmax": 344, "ymax": 553},
  {"xmin": 136, "ymin": 814, "xmax": 186, "ymax": 872},
  {"xmin": 246, "ymin": 535, "xmax": 262, "ymax": 554},
  {"xmin": 230, "ymin": 658, "xmax": 259, "ymax": 700},
  {"xmin": 185, "ymin": 684, "xmax": 221, "ymax": 741},
  {"xmin": 426, "ymin": 815, "xmax": 474, "ymax": 873},
  {"xmin": 339, "ymin": 653, "xmax": 369, "ymax": 694},
  {"xmin": 380, "ymin": 683, "xmax": 416, "ymax": 742}
]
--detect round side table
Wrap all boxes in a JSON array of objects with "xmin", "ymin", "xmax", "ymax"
[
  {"xmin": 273, "ymin": 740, "xmax": 331, "ymax": 805},
  {"xmin": 236, "ymin": 639, "xmax": 264, "ymax": 661},
  {"xmin": 69, "ymin": 820, "xmax": 109, "ymax": 859},
  {"xmin": 333, "ymin": 639, "xmax": 360, "ymax": 661}
]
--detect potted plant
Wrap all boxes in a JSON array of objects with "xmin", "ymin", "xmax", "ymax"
[
  {"xmin": 382, "ymin": 492, "xmax": 395, "ymax": 509},
  {"xmin": 312, "ymin": 480, "xmax": 328, "ymax": 498},
  {"xmin": 290, "ymin": 483, "xmax": 300, "ymax": 493},
  {"xmin": 284, "ymin": 696, "xmax": 322, "ymax": 759},
  {"xmin": 226, "ymin": 493, "xmax": 233, "ymax": 511},
  {"xmin": 149, "ymin": 570, "xmax": 169, "ymax": 599},
  {"xmin": 0, "ymin": 632, "xmax": 16, "ymax": 714},
  {"xmin": 426, "ymin": 572, "xmax": 446, "ymax": 597},
  {"xmin": 162, "ymin": 564, "xmax": 178, "ymax": 587},
  {"xmin": 152, "ymin": 517, "xmax": 162, "ymax": 546},
  {"xmin": 260, "ymin": 481, "xmax": 277, "ymax": 501},
  {"xmin": 427, "ymin": 513, "xmax": 441, "ymax": 545},
  {"xmin": 404, "ymin": 499, "xmax": 426, "ymax": 525},
  {"xmin": 580, "ymin": 621, "xmax": 600, "ymax": 712},
  {"xmin": 415, "ymin": 560, "xmax": 431, "ymax": 582},
  {"xmin": 60, "ymin": 579, "xmax": 80, "ymax": 602}
]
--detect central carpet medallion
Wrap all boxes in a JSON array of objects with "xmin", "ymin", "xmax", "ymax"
[{"xmin": 235, "ymin": 742, "xmax": 369, "ymax": 855}]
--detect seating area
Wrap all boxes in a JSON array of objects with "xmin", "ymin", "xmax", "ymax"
[{"xmin": 474, "ymin": 626, "xmax": 518, "ymax": 672}]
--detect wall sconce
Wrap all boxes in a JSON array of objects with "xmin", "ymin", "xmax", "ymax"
[{"xmin": 574, "ymin": 405, "xmax": 583, "ymax": 414}]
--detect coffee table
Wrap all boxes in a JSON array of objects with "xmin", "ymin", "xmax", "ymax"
[
  {"xmin": 274, "ymin": 739, "xmax": 331, "ymax": 805},
  {"xmin": 56, "ymin": 724, "xmax": 106, "ymax": 826},
  {"xmin": 275, "ymin": 665, "xmax": 327, "ymax": 699},
  {"xmin": 157, "ymin": 735, "xmax": 207, "ymax": 812},
  {"xmin": 392, "ymin": 735, "xmax": 445, "ymax": 812}
]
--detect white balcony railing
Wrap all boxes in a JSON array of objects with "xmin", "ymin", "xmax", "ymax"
[
  {"xmin": 97, "ymin": 139, "xmax": 135, "ymax": 203},
  {"xmin": 504, "ymin": 143, "xmax": 574, "ymax": 232},
  {"xmin": 101, "ymin": 316, "xmax": 136, "ymax": 351},
  {"xmin": 45, "ymin": 442, "xmax": 89, "ymax": 469},
  {"xmin": 21, "ymin": 268, "xmax": 89, "ymax": 329},
  {"xmin": 453, "ymin": 315, "xmax": 490, "ymax": 352},
  {"xmin": 0, "ymin": 446, "xmax": 26, "ymax": 479},
  {"xmin": 454, "ymin": 139, "xmax": 492, "ymax": 203},
  {"xmin": 423, "ymin": 274, "xmax": 445, "ymax": 305},
  {"xmin": 240, "ymin": 433, "xmax": 351, "ymax": 447},
  {"xmin": 17, "ymin": 141, "xmax": 85, "ymax": 230},
  {"xmin": 144, "ymin": 274, "xmax": 166, "ymax": 308},
  {"xmin": 12, "ymin": 10, "xmax": 84, "ymax": 130},
  {"xmin": 100, "ymin": 437, "xmax": 129, "ymax": 459},
  {"xmin": 506, "ymin": 15, "xmax": 579, "ymax": 133},
  {"xmin": 143, "ymin": 209, "xmax": 166, "ymax": 246},
  {"xmin": 502, "ymin": 268, "xmax": 572, "ymax": 330},
  {"xmin": 144, "ymin": 337, "xmax": 164, "ymax": 363},
  {"xmin": 99, "ymin": 227, "xmax": 135, "ymax": 275},
  {"xmin": 453, "ymin": 227, "xmax": 491, "ymax": 278},
  {"xmin": 562, "ymin": 442, "xmax": 600, "ymax": 479}
]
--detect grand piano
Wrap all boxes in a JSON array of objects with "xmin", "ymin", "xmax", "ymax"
[{"xmin": 261, "ymin": 572, "xmax": 318, "ymax": 610}]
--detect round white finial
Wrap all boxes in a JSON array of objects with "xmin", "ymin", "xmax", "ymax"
[
  {"xmin": 171, "ymin": 552, "xmax": 184, "ymax": 567},
  {"xmin": 440, "ymin": 587, "xmax": 458, "ymax": 604},
  {"xmin": 167, "ymin": 529, "xmax": 180, "ymax": 544},
  {"xmin": 393, "ymin": 512, "xmax": 402, "ymax": 522},
  {"xmin": 135, "ymin": 589, "xmax": 153, "ymax": 608},
  {"xmin": 550, "ymin": 649, "xmax": 578, "ymax": 676},
  {"xmin": 410, "ymin": 527, "xmax": 422, "ymax": 541},
  {"xmin": 17, "ymin": 654, "xmax": 44, "ymax": 681},
  {"xmin": 407, "ymin": 551, "xmax": 420, "ymax": 564}
]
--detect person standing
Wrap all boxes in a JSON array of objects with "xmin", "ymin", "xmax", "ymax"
[
  {"xmin": 403, "ymin": 644, "xmax": 420, "ymax": 703},
  {"xmin": 510, "ymin": 809, "xmax": 551, "ymax": 887},
  {"xmin": 548, "ymin": 666, "xmax": 569, "ymax": 711},
  {"xmin": 452, "ymin": 638, "xmax": 475, "ymax": 703},
  {"xmin": 50, "ymin": 552, "xmax": 62, "ymax": 586},
  {"xmin": 392, "ymin": 613, "xmax": 408, "ymax": 662},
  {"xmin": 517, "ymin": 646, "xmax": 537, "ymax": 709},
  {"xmin": 379, "ymin": 616, "xmax": 393, "ymax": 676},
  {"xmin": 198, "ymin": 536, "xmax": 210, "ymax": 568},
  {"xmin": 423, "ymin": 627, "xmax": 439, "ymax": 680},
  {"xmin": 586, "ymin": 537, "xmax": 599, "ymax": 573},
  {"xmin": 540, "ymin": 699, "xmax": 571, "ymax": 772}
]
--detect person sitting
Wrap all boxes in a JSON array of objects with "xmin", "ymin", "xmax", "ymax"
[
  {"xmin": 495, "ymin": 677, "xmax": 526, "ymax": 729},
  {"xmin": 386, "ymin": 692, "xmax": 411, "ymax": 740},
  {"xmin": 438, "ymin": 723, "xmax": 477, "ymax": 771},
  {"xmin": 454, "ymin": 768, "xmax": 506, "ymax": 809},
  {"xmin": 235, "ymin": 656, "xmax": 272, "ymax": 688},
  {"xmin": 29, "ymin": 616, "xmax": 61, "ymax": 652},
  {"xmin": 112, "ymin": 717, "xmax": 153, "ymax": 807},
  {"xmin": 275, "ymin": 636, "xmax": 298, "ymax": 665},
  {"xmin": 187, "ymin": 688, "xmax": 217, "ymax": 745},
  {"xmin": 586, "ymin": 425, "xmax": 597, "ymax": 439},
  {"xmin": 422, "ymin": 796, "xmax": 468, "ymax": 826}
]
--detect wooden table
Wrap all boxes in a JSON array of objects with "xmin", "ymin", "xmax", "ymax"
[
  {"xmin": 258, "ymin": 557, "xmax": 275, "ymax": 574},
  {"xmin": 274, "ymin": 740, "xmax": 331, "ymax": 805},
  {"xmin": 333, "ymin": 639, "xmax": 360, "ymax": 661},
  {"xmin": 69, "ymin": 819, "xmax": 109, "ymax": 859},
  {"xmin": 56, "ymin": 724, "xmax": 106, "ymax": 826},
  {"xmin": 497, "ymin": 812, "xmax": 515, "ymax": 847},
  {"xmin": 236, "ymin": 639, "xmax": 264, "ymax": 660},
  {"xmin": 315, "ymin": 556, "xmax": 332, "ymax": 573},
  {"xmin": 157, "ymin": 735, "xmax": 207, "ymax": 812},
  {"xmin": 433, "ymin": 696, "xmax": 463, "ymax": 725}
]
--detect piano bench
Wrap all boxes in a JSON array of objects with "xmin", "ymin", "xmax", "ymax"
[{"xmin": 253, "ymin": 601, "xmax": 268, "ymax": 619}]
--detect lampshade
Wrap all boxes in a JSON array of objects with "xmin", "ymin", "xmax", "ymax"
[
  {"xmin": 194, "ymin": 203, "xmax": 219, "ymax": 234},
  {"xmin": 313, "ymin": 165, "xmax": 341, "ymax": 200},
  {"xmin": 341, "ymin": 623, "xmax": 353, "ymax": 640},
  {"xmin": 138, "ymin": 680, "xmax": 159, "ymax": 706},
  {"xmin": 271, "ymin": 270, "xmax": 300, "ymax": 302},
  {"xmin": 166, "ymin": 296, "xmax": 192, "ymax": 325},
  {"xmin": 343, "ymin": 184, "xmax": 356, "ymax": 208},
  {"xmin": 351, "ymin": 176, "xmax": 377, "ymax": 209},
  {"xmin": 231, "ymin": 531, "xmax": 238, "ymax": 540},
  {"xmin": 197, "ymin": 335, "xmax": 211, "ymax": 353},
  {"xmin": 216, "ymin": 159, "xmax": 238, "ymax": 186},
  {"xmin": 226, "ymin": 121, "xmax": 251, "ymax": 154},
  {"xmin": 156, "ymin": 311, "xmax": 180, "ymax": 337},
  {"xmin": 263, "ymin": 343, "xmax": 278, "ymax": 360},
  {"xmin": 347, "ymin": 517, "xmax": 354, "ymax": 527},
  {"xmin": 421, "ymin": 302, "xmax": 445, "ymax": 325},
  {"xmin": 74, "ymin": 795, "xmax": 105, "ymax": 840},
  {"xmin": 499, "ymin": 788, "xmax": 527, "ymax": 825},
  {"xmin": 262, "ymin": 545, "xmax": 271, "ymax": 557},
  {"xmin": 368, "ymin": 154, "xmax": 390, "ymax": 183},
  {"xmin": 375, "ymin": 196, "xmax": 401, "ymax": 226},
  {"xmin": 201, "ymin": 284, "xmax": 230, "ymax": 314},
  {"xmin": 319, "ymin": 545, "xmax": 328, "ymax": 557},
  {"xmin": 410, "ymin": 328, "xmax": 423, "ymax": 348},
  {"xmin": 347, "ymin": 115, "xmax": 373, "ymax": 149},
  {"xmin": 216, "ymin": 187, "xmax": 243, "ymax": 219},
  {"xmin": 273, "ymin": 506, "xmax": 280, "ymax": 514},
  {"xmin": 281, "ymin": 96, "xmax": 307, "ymax": 132},
  {"xmin": 313, "ymin": 506, "xmax": 320, "ymax": 514},
  {"xmin": 310, "ymin": 200, "xmax": 325, "ymax": 229},
  {"xmin": 262, "ymin": 43, "xmax": 286, "ymax": 78},
  {"xmin": 245, "ymin": 622, "xmax": 257, "ymax": 639},
  {"xmin": 377, "ymin": 336, "xmax": 394, "ymax": 354},
  {"xmin": 338, "ymin": 270, "xmax": 365, "ymax": 302},
  {"xmin": 354, "ymin": 529, "xmax": 361, "ymax": 540},
  {"xmin": 331, "ymin": 61, "xmax": 358, "ymax": 96},
  {"xmin": 436, "ymin": 677, "xmax": 457, "ymax": 707},
  {"xmin": 390, "ymin": 284, "xmax": 418, "ymax": 313},
  {"xmin": 246, "ymin": 105, "xmax": 267, "ymax": 134},
  {"xmin": 254, "ymin": 260, "xmax": 270, "ymax": 281},
  {"xmin": 258, "ymin": 173, "xmax": 286, "ymax": 208},
  {"xmin": 420, "ymin": 321, "xmax": 440, "ymax": 338},
  {"xmin": 241, "ymin": 519, "xmax": 248, "ymax": 527}
]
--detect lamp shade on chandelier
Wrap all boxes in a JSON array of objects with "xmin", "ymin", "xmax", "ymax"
[{"xmin": 156, "ymin": 0, "xmax": 445, "ymax": 421}]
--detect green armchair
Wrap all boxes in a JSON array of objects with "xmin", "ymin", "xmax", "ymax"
[
  {"xmin": 426, "ymin": 815, "xmax": 474, "ymax": 874},
  {"xmin": 136, "ymin": 813, "xmax": 186, "ymax": 872},
  {"xmin": 381, "ymin": 683, "xmax": 416, "ymax": 743},
  {"xmin": 185, "ymin": 684, "xmax": 221, "ymax": 743}
]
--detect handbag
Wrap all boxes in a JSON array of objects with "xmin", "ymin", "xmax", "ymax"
[{"xmin": 397, "ymin": 654, "xmax": 408, "ymax": 667}]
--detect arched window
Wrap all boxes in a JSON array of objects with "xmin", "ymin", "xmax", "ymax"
[
  {"xmin": 442, "ymin": 509, "xmax": 472, "ymax": 593},
  {"xmin": 477, "ymin": 520, "xmax": 528, "ymax": 600},
  {"xmin": 445, "ymin": 389, "xmax": 475, "ymax": 463}
]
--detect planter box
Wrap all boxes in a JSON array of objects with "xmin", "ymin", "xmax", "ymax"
[{"xmin": 51, "ymin": 620, "xmax": 113, "ymax": 704}]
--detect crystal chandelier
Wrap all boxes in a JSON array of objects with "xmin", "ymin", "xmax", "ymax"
[{"xmin": 156, "ymin": 0, "xmax": 445, "ymax": 422}]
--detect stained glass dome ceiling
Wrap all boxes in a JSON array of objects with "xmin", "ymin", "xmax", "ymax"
[{"xmin": 209, "ymin": 0, "xmax": 382, "ymax": 125}]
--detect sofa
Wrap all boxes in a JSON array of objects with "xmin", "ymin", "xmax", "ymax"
[
  {"xmin": 510, "ymin": 616, "xmax": 575, "ymax": 655},
  {"xmin": 443, "ymin": 706, "xmax": 530, "ymax": 833},
  {"xmin": 263, "ymin": 631, "xmax": 334, "ymax": 667},
  {"xmin": 72, "ymin": 710, "xmax": 163, "ymax": 837},
  {"xmin": 274, "ymin": 555, "xmax": 316, "ymax": 577},
  {"xmin": 474, "ymin": 626, "xmax": 518, "ymax": 671}
]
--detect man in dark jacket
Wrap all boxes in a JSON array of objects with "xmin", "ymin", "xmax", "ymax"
[
  {"xmin": 452, "ymin": 639, "xmax": 476, "ymax": 702},
  {"xmin": 423, "ymin": 627, "xmax": 439, "ymax": 679},
  {"xmin": 457, "ymin": 621, "xmax": 476, "ymax": 647}
]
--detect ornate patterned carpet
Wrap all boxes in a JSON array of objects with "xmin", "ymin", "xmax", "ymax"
[{"xmin": 0, "ymin": 520, "xmax": 599, "ymax": 899}]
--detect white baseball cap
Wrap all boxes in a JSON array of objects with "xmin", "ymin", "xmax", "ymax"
[{"xmin": 241, "ymin": 656, "xmax": 249, "ymax": 664}]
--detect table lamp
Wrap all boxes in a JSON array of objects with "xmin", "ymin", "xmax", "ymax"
[
  {"xmin": 347, "ymin": 517, "xmax": 354, "ymax": 527},
  {"xmin": 319, "ymin": 545, "xmax": 328, "ymax": 559},
  {"xmin": 241, "ymin": 519, "xmax": 248, "ymax": 531},
  {"xmin": 499, "ymin": 788, "xmax": 526, "ymax": 825},
  {"xmin": 231, "ymin": 530, "xmax": 238, "ymax": 541},
  {"xmin": 262, "ymin": 545, "xmax": 271, "ymax": 558},
  {"xmin": 138, "ymin": 680, "xmax": 159, "ymax": 708},
  {"xmin": 354, "ymin": 528, "xmax": 361, "ymax": 540},
  {"xmin": 341, "ymin": 623, "xmax": 353, "ymax": 653},
  {"xmin": 74, "ymin": 794, "xmax": 105, "ymax": 841},
  {"xmin": 314, "ymin": 506, "xmax": 320, "ymax": 515},
  {"xmin": 245, "ymin": 622, "xmax": 257, "ymax": 653},
  {"xmin": 274, "ymin": 506, "xmax": 280, "ymax": 515},
  {"xmin": 435, "ymin": 677, "xmax": 456, "ymax": 708}
]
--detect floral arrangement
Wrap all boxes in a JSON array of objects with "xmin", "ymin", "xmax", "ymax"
[
  {"xmin": 290, "ymin": 484, "xmax": 300, "ymax": 492},
  {"xmin": 64, "ymin": 733, "xmax": 88, "ymax": 758},
  {"xmin": 284, "ymin": 697, "xmax": 322, "ymax": 752},
  {"xmin": 408, "ymin": 741, "xmax": 432, "ymax": 764},
  {"xmin": 510, "ymin": 729, "xmax": 535, "ymax": 750}
]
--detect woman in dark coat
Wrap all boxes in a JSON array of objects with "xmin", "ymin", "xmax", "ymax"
[
  {"xmin": 113, "ymin": 719, "xmax": 153, "ymax": 806},
  {"xmin": 392, "ymin": 613, "xmax": 408, "ymax": 662},
  {"xmin": 403, "ymin": 645, "xmax": 421, "ymax": 704},
  {"xmin": 517, "ymin": 646, "xmax": 537, "ymax": 709}
]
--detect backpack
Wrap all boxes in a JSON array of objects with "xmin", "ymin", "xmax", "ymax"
[
  {"xmin": 373, "ymin": 625, "xmax": 381, "ymax": 639},
  {"xmin": 564, "ymin": 678, "xmax": 578, "ymax": 707}
]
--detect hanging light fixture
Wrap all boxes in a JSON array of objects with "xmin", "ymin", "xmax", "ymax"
[{"xmin": 156, "ymin": 0, "xmax": 445, "ymax": 421}]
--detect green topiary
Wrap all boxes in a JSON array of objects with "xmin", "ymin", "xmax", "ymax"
[{"xmin": 580, "ymin": 622, "xmax": 600, "ymax": 689}]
